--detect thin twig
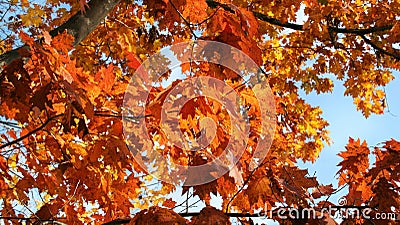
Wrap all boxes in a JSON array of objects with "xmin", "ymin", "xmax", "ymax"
[
  {"xmin": 170, "ymin": 0, "xmax": 198, "ymax": 39},
  {"xmin": 225, "ymin": 161, "xmax": 269, "ymax": 213},
  {"xmin": 361, "ymin": 35, "xmax": 400, "ymax": 60},
  {"xmin": 0, "ymin": 114, "xmax": 64, "ymax": 150}
]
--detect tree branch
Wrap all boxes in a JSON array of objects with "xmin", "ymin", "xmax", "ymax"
[
  {"xmin": 0, "ymin": 120, "xmax": 21, "ymax": 129},
  {"xmin": 361, "ymin": 35, "xmax": 400, "ymax": 61},
  {"xmin": 205, "ymin": 0, "xmax": 399, "ymax": 60},
  {"xmin": 102, "ymin": 217, "xmax": 131, "ymax": 225},
  {"xmin": 330, "ymin": 25, "xmax": 393, "ymax": 35},
  {"xmin": 225, "ymin": 161, "xmax": 269, "ymax": 213},
  {"xmin": 205, "ymin": 0, "xmax": 393, "ymax": 34},
  {"xmin": 252, "ymin": 11, "xmax": 303, "ymax": 30},
  {"xmin": 0, "ymin": 0, "xmax": 121, "ymax": 67},
  {"xmin": 169, "ymin": 0, "xmax": 198, "ymax": 38},
  {"xmin": 0, "ymin": 111, "xmax": 151, "ymax": 150},
  {"xmin": 49, "ymin": 0, "xmax": 120, "ymax": 46},
  {"xmin": 0, "ymin": 114, "xmax": 63, "ymax": 150}
]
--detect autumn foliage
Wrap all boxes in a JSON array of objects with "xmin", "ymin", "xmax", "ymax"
[{"xmin": 0, "ymin": 0, "xmax": 399, "ymax": 224}]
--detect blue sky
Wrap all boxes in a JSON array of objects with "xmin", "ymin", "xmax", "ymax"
[{"xmin": 298, "ymin": 70, "xmax": 400, "ymax": 186}]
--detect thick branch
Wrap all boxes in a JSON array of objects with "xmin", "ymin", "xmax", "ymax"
[
  {"xmin": 206, "ymin": 0, "xmax": 393, "ymax": 34},
  {"xmin": 49, "ymin": 0, "xmax": 120, "ymax": 45},
  {"xmin": 252, "ymin": 11, "xmax": 303, "ymax": 30},
  {"xmin": 205, "ymin": 0, "xmax": 398, "ymax": 59},
  {"xmin": 205, "ymin": 0, "xmax": 302, "ymax": 30},
  {"xmin": 330, "ymin": 25, "xmax": 393, "ymax": 35},
  {"xmin": 0, "ymin": 0, "xmax": 120, "ymax": 67},
  {"xmin": 102, "ymin": 218, "xmax": 131, "ymax": 225}
]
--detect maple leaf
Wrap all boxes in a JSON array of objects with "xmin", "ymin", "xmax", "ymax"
[
  {"xmin": 311, "ymin": 184, "xmax": 335, "ymax": 199},
  {"xmin": 337, "ymin": 138, "xmax": 370, "ymax": 185},
  {"xmin": 20, "ymin": 5, "xmax": 45, "ymax": 27},
  {"xmin": 126, "ymin": 52, "xmax": 142, "ymax": 70}
]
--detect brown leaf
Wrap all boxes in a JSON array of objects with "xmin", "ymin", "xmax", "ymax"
[
  {"xmin": 311, "ymin": 184, "xmax": 336, "ymax": 199},
  {"xmin": 191, "ymin": 206, "xmax": 231, "ymax": 225},
  {"xmin": 131, "ymin": 206, "xmax": 186, "ymax": 225}
]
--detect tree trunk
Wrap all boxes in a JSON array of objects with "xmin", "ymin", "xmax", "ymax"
[{"xmin": 0, "ymin": 0, "xmax": 120, "ymax": 68}]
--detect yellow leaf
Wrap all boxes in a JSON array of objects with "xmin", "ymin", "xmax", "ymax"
[{"xmin": 21, "ymin": 5, "xmax": 45, "ymax": 27}]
